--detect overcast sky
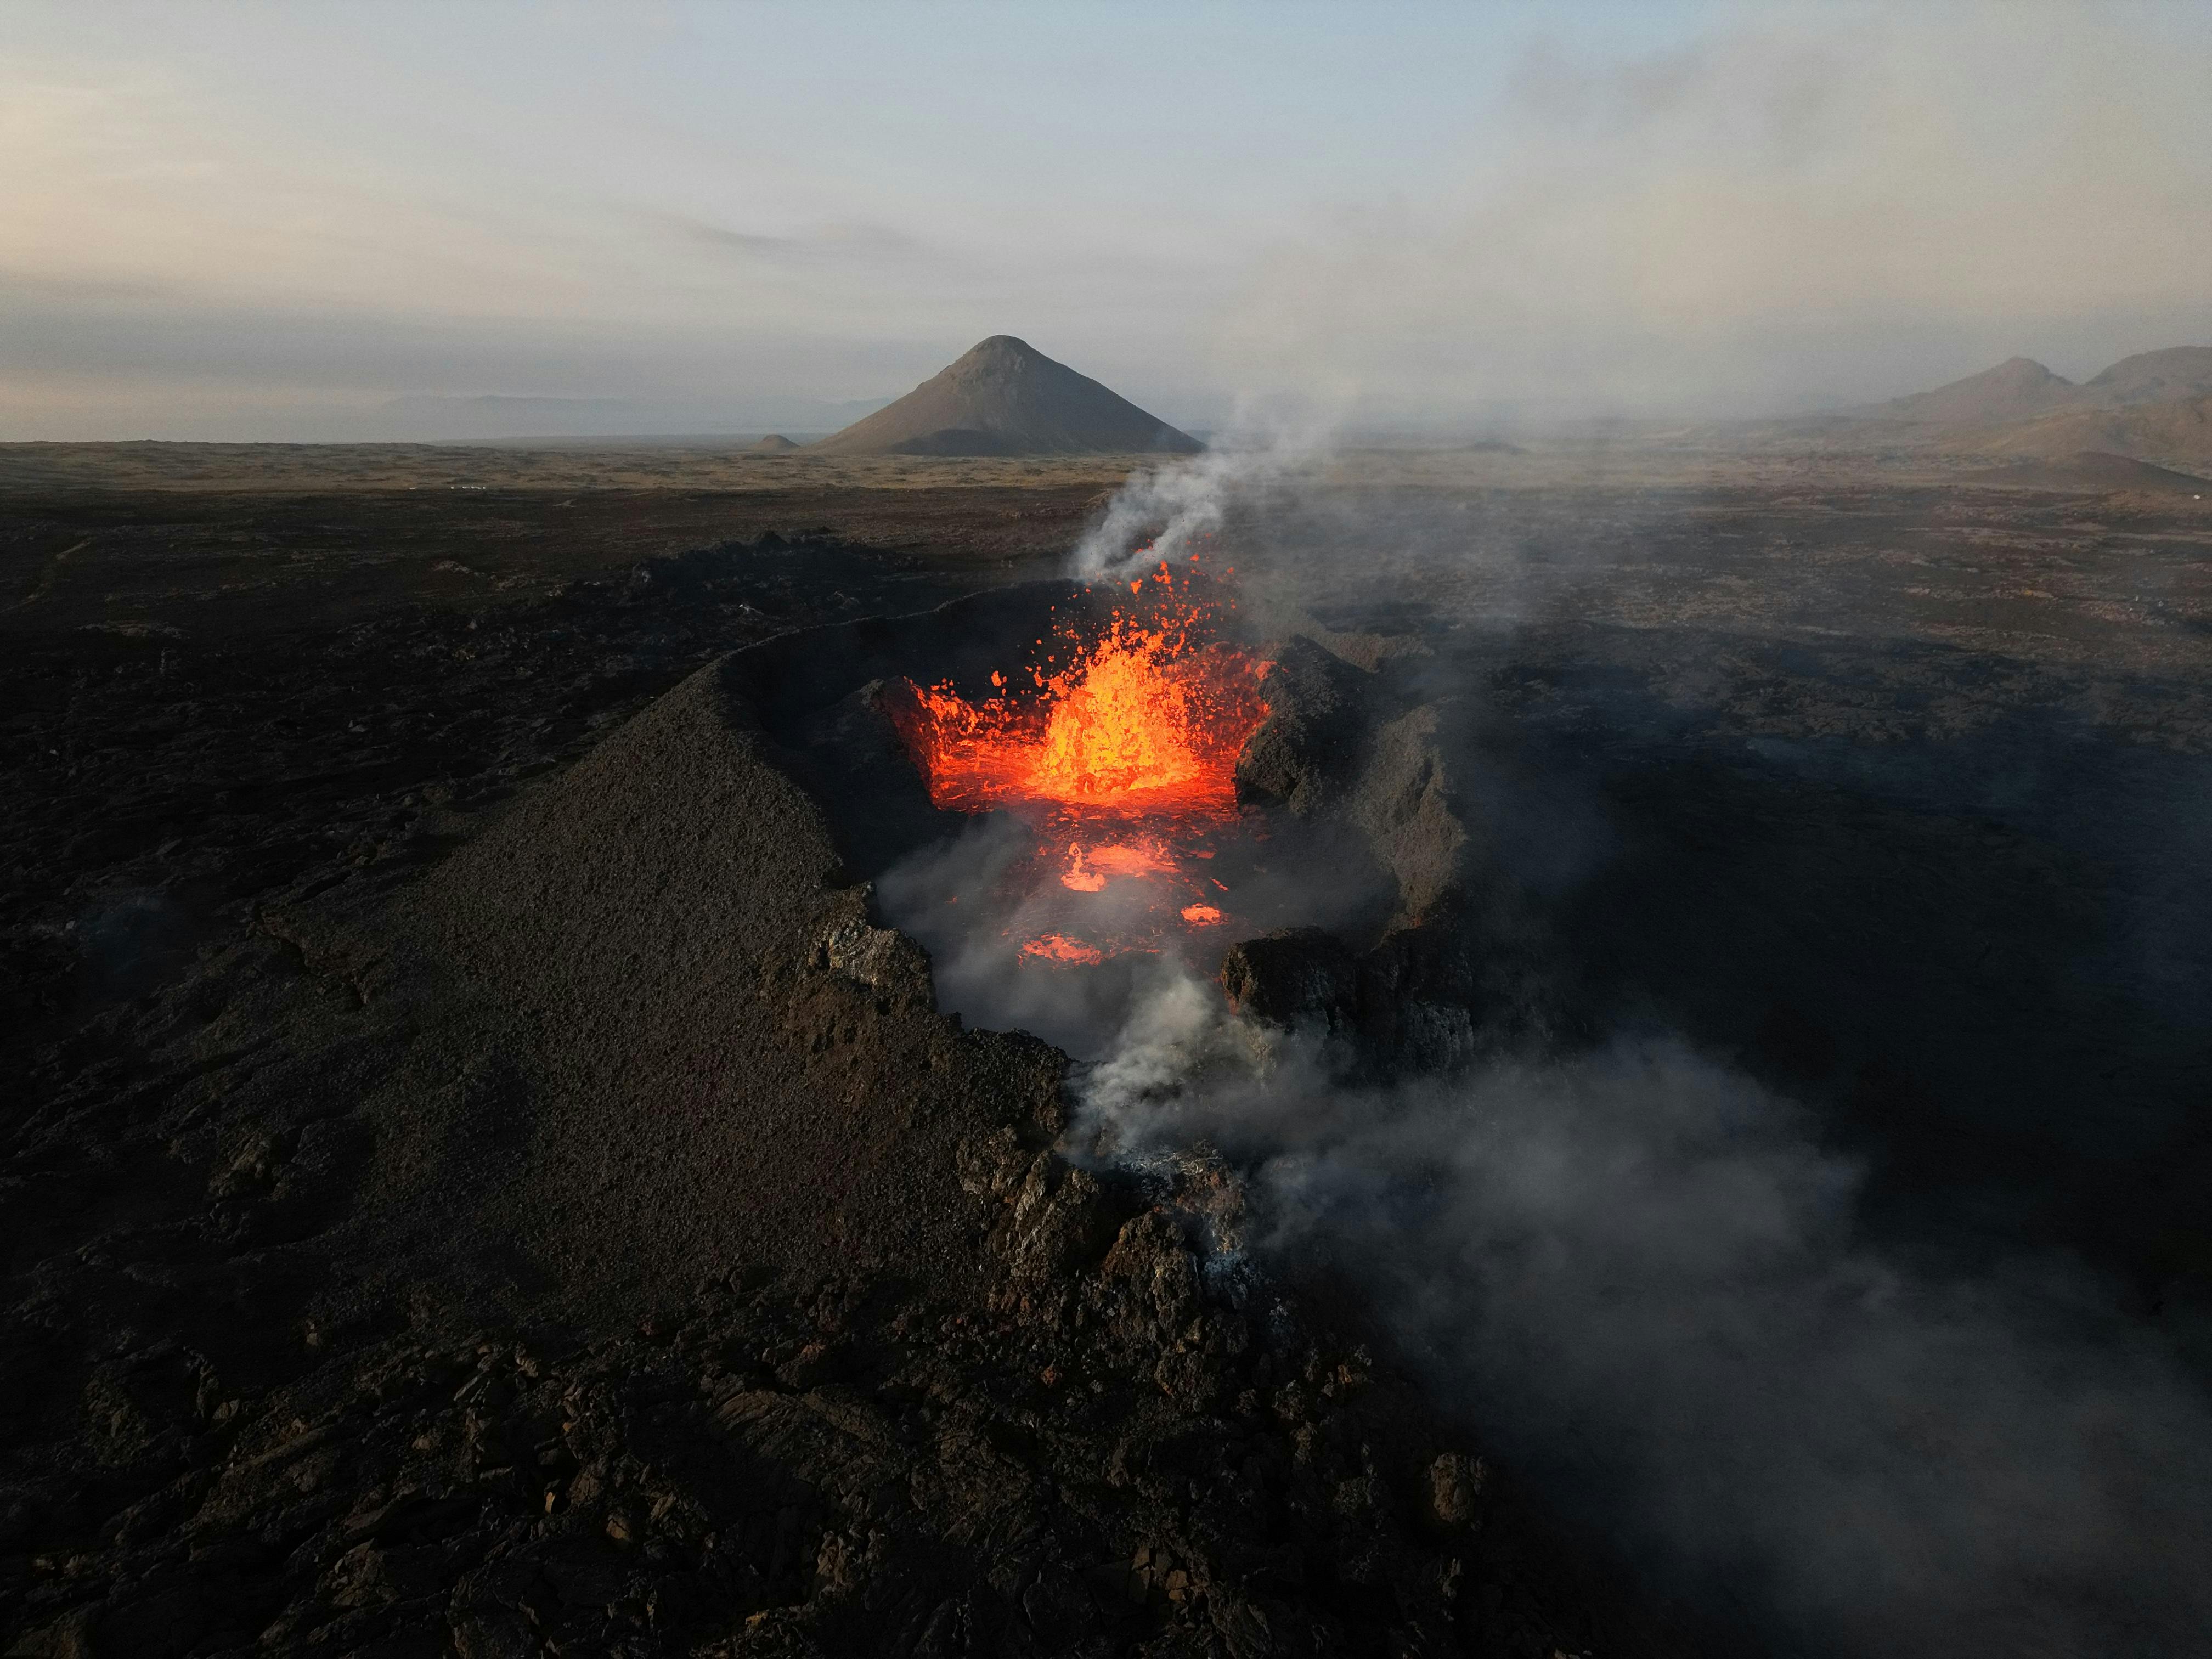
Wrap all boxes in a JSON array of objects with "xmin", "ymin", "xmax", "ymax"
[{"xmin": 5, "ymin": 1, "xmax": 2209, "ymax": 438}]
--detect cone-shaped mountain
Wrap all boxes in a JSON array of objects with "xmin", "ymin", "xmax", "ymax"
[
  {"xmin": 810, "ymin": 336, "xmax": 1201, "ymax": 456},
  {"xmin": 1883, "ymin": 356, "xmax": 2078, "ymax": 425}
]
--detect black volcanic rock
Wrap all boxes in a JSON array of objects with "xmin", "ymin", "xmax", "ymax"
[
  {"xmin": 810, "ymin": 336, "xmax": 1200, "ymax": 457},
  {"xmin": 1234, "ymin": 636, "xmax": 1374, "ymax": 815},
  {"xmin": 15, "ymin": 479, "xmax": 2211, "ymax": 1655},
  {"xmin": 1220, "ymin": 926, "xmax": 1361, "ymax": 1032},
  {"xmin": 1234, "ymin": 635, "xmax": 1476, "ymax": 933},
  {"xmin": 0, "ymin": 586, "xmax": 1684, "ymax": 1659}
]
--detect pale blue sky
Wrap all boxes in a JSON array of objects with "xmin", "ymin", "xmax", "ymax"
[{"xmin": 5, "ymin": 2, "xmax": 2208, "ymax": 437}]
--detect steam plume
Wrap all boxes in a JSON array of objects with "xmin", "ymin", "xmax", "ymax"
[
  {"xmin": 1069, "ymin": 406, "xmax": 1338, "ymax": 582},
  {"xmin": 1073, "ymin": 968, "xmax": 2212, "ymax": 1656}
]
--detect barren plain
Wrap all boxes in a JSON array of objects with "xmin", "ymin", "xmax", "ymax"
[{"xmin": 3, "ymin": 442, "xmax": 2209, "ymax": 1657}]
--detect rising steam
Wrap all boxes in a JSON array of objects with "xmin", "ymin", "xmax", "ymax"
[
  {"xmin": 1061, "ymin": 439, "xmax": 2212, "ymax": 1651},
  {"xmin": 1072, "ymin": 967, "xmax": 2212, "ymax": 1656},
  {"xmin": 875, "ymin": 412, "xmax": 2212, "ymax": 1656},
  {"xmin": 1070, "ymin": 409, "xmax": 1337, "ymax": 582}
]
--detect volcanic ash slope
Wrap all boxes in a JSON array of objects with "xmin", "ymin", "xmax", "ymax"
[{"xmin": 359, "ymin": 654, "xmax": 1071, "ymax": 1317}]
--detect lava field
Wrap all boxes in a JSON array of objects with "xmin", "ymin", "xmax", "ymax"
[{"xmin": 5, "ymin": 470, "xmax": 2211, "ymax": 1657}]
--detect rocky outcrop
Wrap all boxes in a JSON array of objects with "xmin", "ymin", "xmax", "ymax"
[
  {"xmin": 1220, "ymin": 927, "xmax": 1361, "ymax": 1034},
  {"xmin": 1222, "ymin": 634, "xmax": 1510, "ymax": 1073},
  {"xmin": 5, "ymin": 1186, "xmax": 1664, "ymax": 1659},
  {"xmin": 1346, "ymin": 703, "xmax": 1474, "ymax": 930},
  {"xmin": 1234, "ymin": 638, "xmax": 1374, "ymax": 816}
]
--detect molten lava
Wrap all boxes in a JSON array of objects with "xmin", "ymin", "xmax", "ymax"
[
  {"xmin": 1060, "ymin": 840, "xmax": 1176, "ymax": 892},
  {"xmin": 1019, "ymin": 933, "xmax": 1105, "ymax": 966},
  {"xmin": 895, "ymin": 564, "xmax": 1266, "ymax": 817},
  {"xmin": 891, "ymin": 562, "xmax": 1270, "ymax": 965}
]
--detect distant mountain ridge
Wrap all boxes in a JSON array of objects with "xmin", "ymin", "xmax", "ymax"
[
  {"xmin": 2079, "ymin": 346, "xmax": 2212, "ymax": 406},
  {"xmin": 1784, "ymin": 345, "xmax": 2212, "ymax": 472},
  {"xmin": 1881, "ymin": 347, "xmax": 2212, "ymax": 426},
  {"xmin": 810, "ymin": 336, "xmax": 1200, "ymax": 456}
]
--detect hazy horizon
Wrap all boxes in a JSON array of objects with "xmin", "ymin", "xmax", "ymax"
[{"xmin": 6, "ymin": 1, "xmax": 2210, "ymax": 441}]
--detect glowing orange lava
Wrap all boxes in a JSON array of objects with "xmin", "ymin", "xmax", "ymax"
[
  {"xmin": 1089, "ymin": 841, "xmax": 1176, "ymax": 877},
  {"xmin": 893, "ymin": 565, "xmax": 1268, "ymax": 817},
  {"xmin": 1059, "ymin": 839, "xmax": 1177, "ymax": 891},
  {"xmin": 1020, "ymin": 933, "xmax": 1105, "ymax": 966},
  {"xmin": 890, "ymin": 561, "xmax": 1268, "ymax": 965}
]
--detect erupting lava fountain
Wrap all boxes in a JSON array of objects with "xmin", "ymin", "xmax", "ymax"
[{"xmin": 889, "ymin": 560, "xmax": 1271, "ymax": 966}]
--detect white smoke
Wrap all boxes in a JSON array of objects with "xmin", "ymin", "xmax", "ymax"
[
  {"xmin": 1068, "ymin": 403, "xmax": 1340, "ymax": 582},
  {"xmin": 896, "ymin": 370, "xmax": 2212, "ymax": 1655},
  {"xmin": 1071, "ymin": 968, "xmax": 2212, "ymax": 1655}
]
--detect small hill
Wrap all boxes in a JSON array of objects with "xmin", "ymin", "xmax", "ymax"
[
  {"xmin": 749, "ymin": 433, "xmax": 800, "ymax": 453},
  {"xmin": 1966, "ymin": 398, "xmax": 2212, "ymax": 470},
  {"xmin": 1966, "ymin": 449, "xmax": 2212, "ymax": 494},
  {"xmin": 2077, "ymin": 347, "xmax": 2212, "ymax": 407},
  {"xmin": 810, "ymin": 336, "xmax": 1200, "ymax": 457},
  {"xmin": 1856, "ymin": 346, "xmax": 2212, "ymax": 470},
  {"xmin": 1884, "ymin": 357, "xmax": 2078, "ymax": 425}
]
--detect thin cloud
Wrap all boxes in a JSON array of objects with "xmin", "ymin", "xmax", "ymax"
[
  {"xmin": 5, "ymin": 4, "xmax": 2209, "ymax": 434},
  {"xmin": 1211, "ymin": 12, "xmax": 2212, "ymax": 416},
  {"xmin": 656, "ymin": 210, "xmax": 931, "ymax": 267}
]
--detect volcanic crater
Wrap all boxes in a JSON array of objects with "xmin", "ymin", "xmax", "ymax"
[{"xmin": 731, "ymin": 566, "xmax": 1495, "ymax": 1070}]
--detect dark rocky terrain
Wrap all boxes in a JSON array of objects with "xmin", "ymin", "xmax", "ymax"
[
  {"xmin": 4, "ymin": 459, "xmax": 2210, "ymax": 1656},
  {"xmin": 1, "ymin": 481, "xmax": 1691, "ymax": 1658}
]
